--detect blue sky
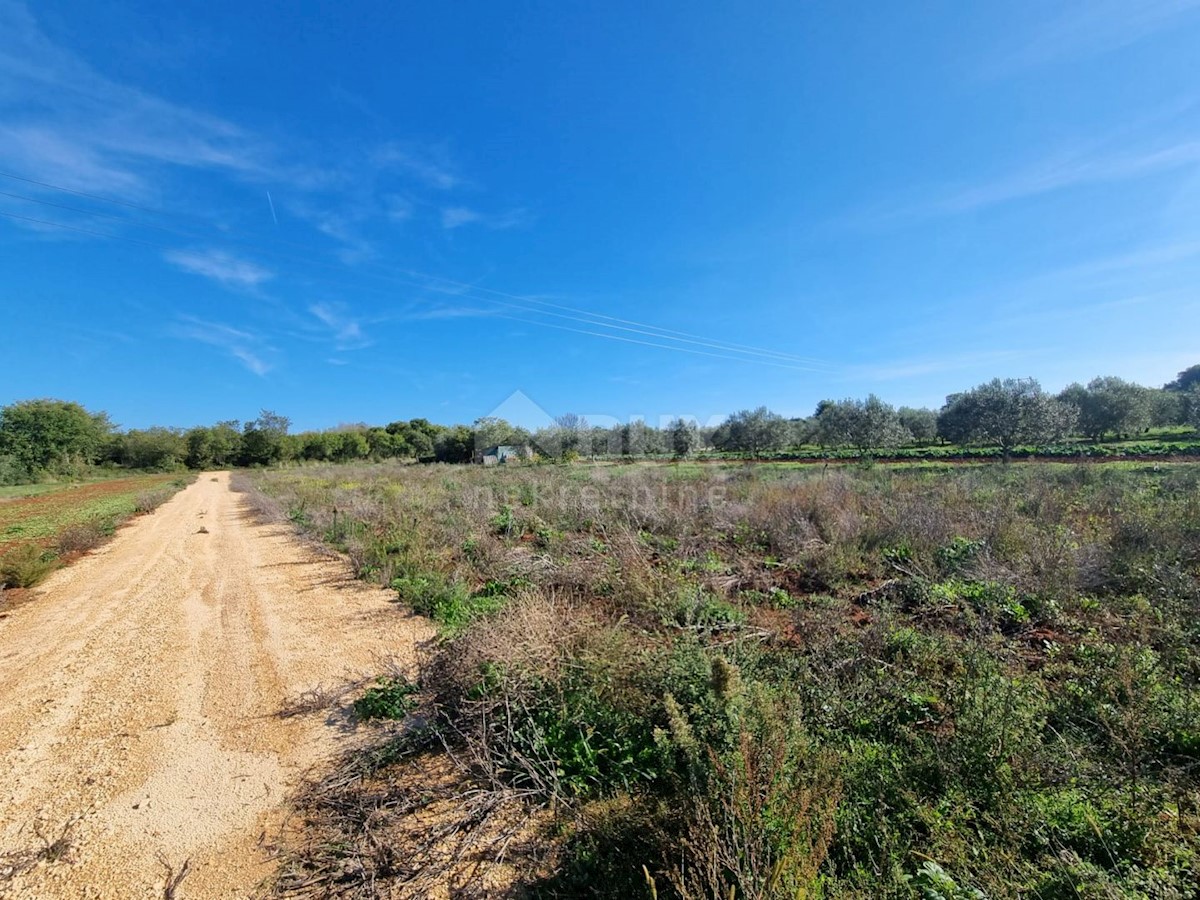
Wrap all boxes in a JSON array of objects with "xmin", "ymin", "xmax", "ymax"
[{"xmin": 2, "ymin": 0, "xmax": 1199, "ymax": 431}]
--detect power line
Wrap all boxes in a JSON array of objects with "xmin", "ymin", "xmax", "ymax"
[
  {"xmin": 0, "ymin": 189, "xmax": 201, "ymax": 239},
  {"xmin": 0, "ymin": 169, "xmax": 213, "ymax": 224},
  {"xmin": 0, "ymin": 171, "xmax": 838, "ymax": 370},
  {"xmin": 0, "ymin": 210, "xmax": 160, "ymax": 247},
  {"xmin": 0, "ymin": 170, "xmax": 834, "ymax": 367},
  {"xmin": 492, "ymin": 314, "xmax": 825, "ymax": 372},
  {"xmin": 393, "ymin": 272, "xmax": 835, "ymax": 368}
]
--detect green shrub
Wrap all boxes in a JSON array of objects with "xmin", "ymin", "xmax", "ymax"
[
  {"xmin": 392, "ymin": 572, "xmax": 504, "ymax": 634},
  {"xmin": 0, "ymin": 544, "xmax": 59, "ymax": 588},
  {"xmin": 905, "ymin": 860, "xmax": 986, "ymax": 900},
  {"xmin": 245, "ymin": 461, "xmax": 1200, "ymax": 897},
  {"xmin": 667, "ymin": 590, "xmax": 746, "ymax": 629},
  {"xmin": 353, "ymin": 676, "xmax": 418, "ymax": 720},
  {"xmin": 936, "ymin": 536, "xmax": 984, "ymax": 574},
  {"xmin": 660, "ymin": 691, "xmax": 842, "ymax": 900}
]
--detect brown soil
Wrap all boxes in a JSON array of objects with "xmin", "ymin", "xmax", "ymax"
[
  {"xmin": 0, "ymin": 472, "xmax": 433, "ymax": 898},
  {"xmin": 0, "ymin": 475, "xmax": 180, "ymax": 552}
]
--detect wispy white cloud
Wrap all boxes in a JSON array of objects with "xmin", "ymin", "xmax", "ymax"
[
  {"xmin": 372, "ymin": 143, "xmax": 462, "ymax": 190},
  {"xmin": 164, "ymin": 248, "xmax": 274, "ymax": 288},
  {"xmin": 0, "ymin": 1, "xmax": 274, "ymax": 195},
  {"xmin": 307, "ymin": 208, "xmax": 378, "ymax": 264},
  {"xmin": 441, "ymin": 207, "xmax": 481, "ymax": 229},
  {"xmin": 1042, "ymin": 237, "xmax": 1200, "ymax": 284},
  {"xmin": 0, "ymin": 1, "xmax": 527, "ymax": 257},
  {"xmin": 228, "ymin": 346, "xmax": 271, "ymax": 376},
  {"xmin": 170, "ymin": 314, "xmax": 273, "ymax": 375},
  {"xmin": 850, "ymin": 349, "xmax": 1024, "ymax": 383},
  {"xmin": 382, "ymin": 194, "xmax": 414, "ymax": 222},
  {"xmin": 441, "ymin": 205, "xmax": 529, "ymax": 230},
  {"xmin": 848, "ymin": 136, "xmax": 1200, "ymax": 227},
  {"xmin": 309, "ymin": 302, "xmax": 371, "ymax": 350},
  {"xmin": 1000, "ymin": 0, "xmax": 1200, "ymax": 70},
  {"xmin": 936, "ymin": 139, "xmax": 1200, "ymax": 214}
]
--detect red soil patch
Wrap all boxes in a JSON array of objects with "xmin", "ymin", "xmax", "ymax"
[{"xmin": 0, "ymin": 475, "xmax": 178, "ymax": 552}]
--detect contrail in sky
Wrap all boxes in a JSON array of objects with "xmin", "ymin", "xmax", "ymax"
[{"xmin": 266, "ymin": 191, "xmax": 278, "ymax": 225}]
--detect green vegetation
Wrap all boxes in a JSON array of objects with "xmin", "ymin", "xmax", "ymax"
[
  {"xmin": 4, "ymin": 364, "xmax": 1199, "ymax": 488},
  {"xmin": 0, "ymin": 543, "xmax": 59, "ymax": 588},
  {"xmin": 0, "ymin": 473, "xmax": 190, "ymax": 588},
  {"xmin": 353, "ymin": 676, "xmax": 419, "ymax": 721},
  {"xmin": 250, "ymin": 460, "xmax": 1200, "ymax": 897}
]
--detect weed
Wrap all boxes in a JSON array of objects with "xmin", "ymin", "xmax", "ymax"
[
  {"xmin": 491, "ymin": 503, "xmax": 517, "ymax": 536},
  {"xmin": 54, "ymin": 521, "xmax": 107, "ymax": 555},
  {"xmin": 354, "ymin": 676, "xmax": 418, "ymax": 721},
  {"xmin": 133, "ymin": 487, "xmax": 174, "ymax": 513},
  {"xmin": 0, "ymin": 544, "xmax": 59, "ymax": 588},
  {"xmin": 245, "ymin": 461, "xmax": 1200, "ymax": 898}
]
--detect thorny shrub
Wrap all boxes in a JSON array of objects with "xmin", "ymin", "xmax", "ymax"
[{"xmin": 249, "ymin": 461, "xmax": 1200, "ymax": 898}]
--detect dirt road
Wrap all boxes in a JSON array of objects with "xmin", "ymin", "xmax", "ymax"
[{"xmin": 0, "ymin": 472, "xmax": 433, "ymax": 898}]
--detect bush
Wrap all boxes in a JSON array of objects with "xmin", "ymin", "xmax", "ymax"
[
  {"xmin": 244, "ymin": 461, "xmax": 1200, "ymax": 897},
  {"xmin": 0, "ymin": 544, "xmax": 59, "ymax": 588},
  {"xmin": 353, "ymin": 676, "xmax": 418, "ymax": 721},
  {"xmin": 0, "ymin": 453, "xmax": 30, "ymax": 486},
  {"xmin": 660, "ymin": 693, "xmax": 842, "ymax": 900},
  {"xmin": 55, "ymin": 521, "xmax": 109, "ymax": 555},
  {"xmin": 134, "ymin": 487, "xmax": 175, "ymax": 513}
]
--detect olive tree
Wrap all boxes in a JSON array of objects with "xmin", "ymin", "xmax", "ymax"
[
  {"xmin": 667, "ymin": 417, "xmax": 699, "ymax": 458},
  {"xmin": 1058, "ymin": 377, "xmax": 1152, "ymax": 440},
  {"xmin": 897, "ymin": 407, "xmax": 938, "ymax": 444},
  {"xmin": 938, "ymin": 378, "xmax": 1076, "ymax": 460},
  {"xmin": 473, "ymin": 417, "xmax": 530, "ymax": 452},
  {"xmin": 618, "ymin": 420, "xmax": 663, "ymax": 456},
  {"xmin": 717, "ymin": 407, "xmax": 787, "ymax": 456},
  {"xmin": 1165, "ymin": 364, "xmax": 1200, "ymax": 394},
  {"xmin": 1188, "ymin": 387, "xmax": 1200, "ymax": 431},
  {"xmin": 816, "ymin": 396, "xmax": 908, "ymax": 453},
  {"xmin": 533, "ymin": 413, "xmax": 590, "ymax": 459}
]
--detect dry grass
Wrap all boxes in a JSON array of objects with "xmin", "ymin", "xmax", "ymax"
[
  {"xmin": 55, "ymin": 521, "xmax": 108, "ymax": 555},
  {"xmin": 273, "ymin": 734, "xmax": 547, "ymax": 898},
  {"xmin": 0, "ymin": 817, "xmax": 79, "ymax": 884},
  {"xmin": 250, "ymin": 461, "xmax": 1200, "ymax": 899}
]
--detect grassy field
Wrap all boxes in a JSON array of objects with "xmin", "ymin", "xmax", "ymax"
[
  {"xmin": 0, "ymin": 473, "xmax": 190, "ymax": 589},
  {"xmin": 0, "ymin": 482, "xmax": 94, "ymax": 500},
  {"xmin": 245, "ymin": 460, "xmax": 1200, "ymax": 898}
]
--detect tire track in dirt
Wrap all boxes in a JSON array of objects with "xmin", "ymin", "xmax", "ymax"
[{"xmin": 0, "ymin": 472, "xmax": 433, "ymax": 898}]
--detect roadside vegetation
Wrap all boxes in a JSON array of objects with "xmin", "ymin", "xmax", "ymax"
[
  {"xmin": 246, "ymin": 459, "xmax": 1200, "ymax": 898},
  {"xmin": 3, "ymin": 367, "xmax": 1199, "ymax": 486},
  {"xmin": 0, "ymin": 473, "xmax": 189, "ymax": 590}
]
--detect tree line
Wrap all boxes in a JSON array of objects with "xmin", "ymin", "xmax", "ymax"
[{"xmin": 2, "ymin": 365, "xmax": 1198, "ymax": 483}]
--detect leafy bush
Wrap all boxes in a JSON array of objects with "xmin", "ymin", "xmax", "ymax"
[
  {"xmin": 906, "ymin": 860, "xmax": 986, "ymax": 900},
  {"xmin": 353, "ymin": 676, "xmax": 418, "ymax": 721},
  {"xmin": 392, "ymin": 572, "xmax": 504, "ymax": 634},
  {"xmin": 0, "ymin": 453, "xmax": 31, "ymax": 486},
  {"xmin": 0, "ymin": 544, "xmax": 59, "ymax": 588}
]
